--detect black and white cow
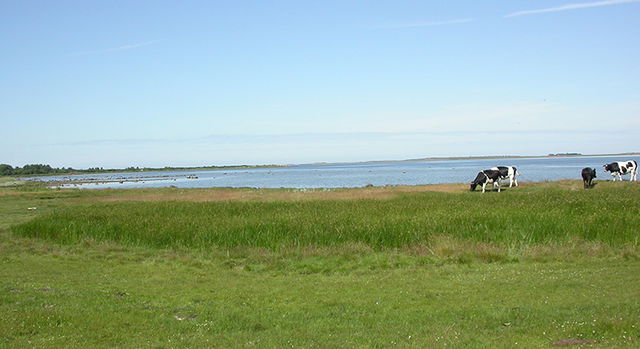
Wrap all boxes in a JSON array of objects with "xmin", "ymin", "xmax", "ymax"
[
  {"xmin": 581, "ymin": 167, "xmax": 596, "ymax": 189},
  {"xmin": 470, "ymin": 169, "xmax": 501, "ymax": 193},
  {"xmin": 491, "ymin": 166, "xmax": 519, "ymax": 187},
  {"xmin": 603, "ymin": 160, "xmax": 637, "ymax": 181}
]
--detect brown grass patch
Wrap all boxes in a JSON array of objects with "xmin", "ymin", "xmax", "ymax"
[
  {"xmin": 552, "ymin": 338, "xmax": 595, "ymax": 346},
  {"xmin": 77, "ymin": 183, "xmax": 469, "ymax": 203},
  {"xmin": 403, "ymin": 235, "xmax": 513, "ymax": 263}
]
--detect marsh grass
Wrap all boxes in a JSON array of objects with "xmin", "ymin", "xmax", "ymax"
[{"xmin": 14, "ymin": 182, "xmax": 640, "ymax": 252}]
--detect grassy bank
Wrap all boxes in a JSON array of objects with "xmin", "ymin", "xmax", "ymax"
[
  {"xmin": 13, "ymin": 181, "xmax": 640, "ymax": 251},
  {"xmin": 2, "ymin": 180, "xmax": 640, "ymax": 347}
]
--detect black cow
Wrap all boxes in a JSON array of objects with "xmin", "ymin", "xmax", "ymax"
[
  {"xmin": 470, "ymin": 169, "xmax": 501, "ymax": 193},
  {"xmin": 603, "ymin": 160, "xmax": 637, "ymax": 181},
  {"xmin": 581, "ymin": 167, "xmax": 596, "ymax": 189}
]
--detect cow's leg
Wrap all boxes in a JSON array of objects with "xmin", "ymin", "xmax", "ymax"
[
  {"xmin": 496, "ymin": 181, "xmax": 501, "ymax": 193},
  {"xmin": 583, "ymin": 179, "xmax": 588, "ymax": 189},
  {"xmin": 509, "ymin": 176, "xmax": 514, "ymax": 187},
  {"xmin": 482, "ymin": 182, "xmax": 486, "ymax": 193}
]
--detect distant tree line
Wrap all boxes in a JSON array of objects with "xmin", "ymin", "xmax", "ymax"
[
  {"xmin": 0, "ymin": 163, "xmax": 287, "ymax": 176},
  {"xmin": 548, "ymin": 153, "xmax": 582, "ymax": 157},
  {"xmin": 0, "ymin": 164, "xmax": 109, "ymax": 176}
]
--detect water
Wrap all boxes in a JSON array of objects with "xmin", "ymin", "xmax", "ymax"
[{"xmin": 23, "ymin": 155, "xmax": 640, "ymax": 189}]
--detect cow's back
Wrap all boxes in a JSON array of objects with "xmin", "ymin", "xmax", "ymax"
[{"xmin": 581, "ymin": 167, "xmax": 595, "ymax": 180}]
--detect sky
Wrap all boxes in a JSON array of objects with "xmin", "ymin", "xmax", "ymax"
[{"xmin": 1, "ymin": 0, "xmax": 639, "ymax": 168}]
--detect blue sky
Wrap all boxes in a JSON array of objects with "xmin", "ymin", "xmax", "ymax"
[{"xmin": 2, "ymin": 0, "xmax": 639, "ymax": 168}]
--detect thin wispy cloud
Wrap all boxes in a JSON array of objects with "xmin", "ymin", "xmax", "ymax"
[
  {"xmin": 73, "ymin": 39, "xmax": 162, "ymax": 55},
  {"xmin": 55, "ymin": 138, "xmax": 170, "ymax": 146},
  {"xmin": 505, "ymin": 0, "xmax": 640, "ymax": 18},
  {"xmin": 385, "ymin": 18, "xmax": 474, "ymax": 28},
  {"xmin": 46, "ymin": 129, "xmax": 637, "ymax": 150}
]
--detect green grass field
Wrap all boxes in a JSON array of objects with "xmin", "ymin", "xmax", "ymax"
[{"xmin": 1, "ymin": 179, "xmax": 639, "ymax": 348}]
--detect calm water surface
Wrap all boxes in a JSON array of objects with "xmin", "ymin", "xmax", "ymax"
[{"xmin": 25, "ymin": 156, "xmax": 640, "ymax": 189}]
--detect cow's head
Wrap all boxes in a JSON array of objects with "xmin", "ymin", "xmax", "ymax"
[
  {"xmin": 469, "ymin": 172, "xmax": 485, "ymax": 191},
  {"xmin": 604, "ymin": 162, "xmax": 623, "ymax": 174},
  {"xmin": 591, "ymin": 168, "xmax": 597, "ymax": 177}
]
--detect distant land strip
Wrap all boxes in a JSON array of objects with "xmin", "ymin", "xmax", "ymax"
[
  {"xmin": 0, "ymin": 164, "xmax": 289, "ymax": 177},
  {"xmin": 311, "ymin": 152, "xmax": 640, "ymax": 166},
  {"xmin": 3, "ymin": 152, "xmax": 639, "ymax": 177}
]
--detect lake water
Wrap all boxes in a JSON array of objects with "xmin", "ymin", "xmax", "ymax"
[{"xmin": 24, "ymin": 155, "xmax": 640, "ymax": 189}]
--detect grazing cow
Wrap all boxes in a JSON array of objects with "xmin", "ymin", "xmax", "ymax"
[
  {"xmin": 603, "ymin": 160, "xmax": 637, "ymax": 181},
  {"xmin": 581, "ymin": 167, "xmax": 596, "ymax": 189},
  {"xmin": 470, "ymin": 169, "xmax": 502, "ymax": 193},
  {"xmin": 491, "ymin": 166, "xmax": 519, "ymax": 187}
]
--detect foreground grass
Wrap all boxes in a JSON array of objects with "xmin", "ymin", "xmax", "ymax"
[
  {"xmin": 1, "ymin": 235, "xmax": 639, "ymax": 348},
  {"xmin": 2, "ymin": 180, "xmax": 640, "ymax": 348}
]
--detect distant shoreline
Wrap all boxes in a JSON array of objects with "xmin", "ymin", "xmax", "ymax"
[
  {"xmin": 8, "ymin": 152, "xmax": 640, "ymax": 179},
  {"xmin": 308, "ymin": 152, "xmax": 640, "ymax": 166},
  {"xmin": 14, "ymin": 152, "xmax": 639, "ymax": 190}
]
